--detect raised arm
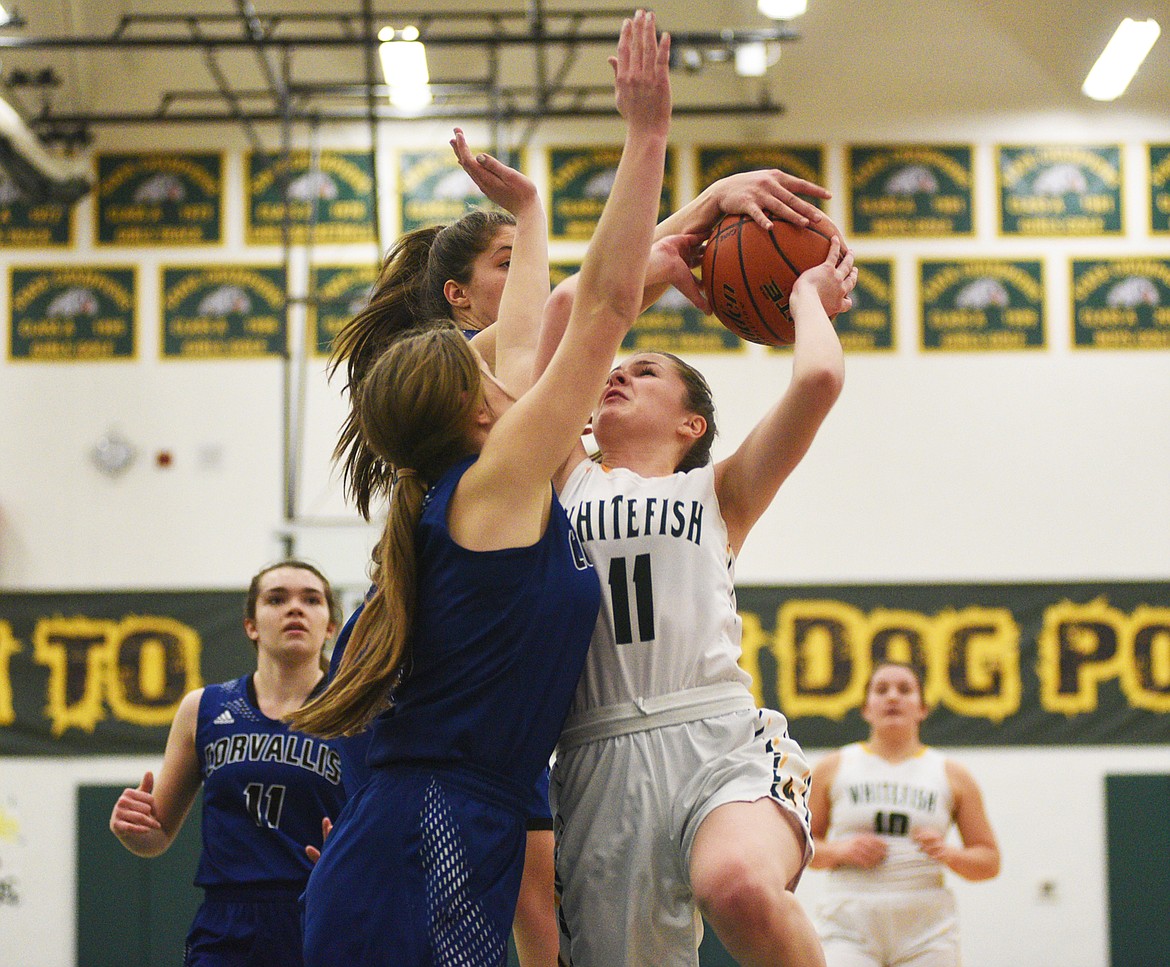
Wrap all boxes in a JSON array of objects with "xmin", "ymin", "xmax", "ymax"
[
  {"xmin": 450, "ymin": 128, "xmax": 549, "ymax": 396},
  {"xmin": 109, "ymin": 688, "xmax": 203, "ymax": 857},
  {"xmin": 456, "ymin": 10, "xmax": 672, "ymax": 542},
  {"xmin": 715, "ymin": 236, "xmax": 854, "ymax": 554}
]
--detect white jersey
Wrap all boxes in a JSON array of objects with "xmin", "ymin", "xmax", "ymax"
[
  {"xmin": 825, "ymin": 742, "xmax": 954, "ymax": 892},
  {"xmin": 559, "ymin": 458, "xmax": 751, "ymax": 718}
]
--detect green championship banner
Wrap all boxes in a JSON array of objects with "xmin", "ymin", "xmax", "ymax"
[
  {"xmin": 549, "ymin": 146, "xmax": 676, "ymax": 241},
  {"xmin": 309, "ymin": 264, "xmax": 378, "ymax": 356},
  {"xmin": 551, "ymin": 260, "xmax": 741, "ymax": 353},
  {"xmin": 95, "ymin": 152, "xmax": 224, "ymax": 245},
  {"xmin": 397, "ymin": 148, "xmax": 523, "ymax": 233},
  {"xmin": 696, "ymin": 145, "xmax": 826, "ymax": 209},
  {"xmin": 8, "ymin": 267, "xmax": 136, "ymax": 361},
  {"xmin": 0, "ymin": 172, "xmax": 73, "ymax": 247},
  {"xmin": 1071, "ymin": 258, "xmax": 1170, "ymax": 349},
  {"xmin": 847, "ymin": 145, "xmax": 974, "ymax": 237},
  {"xmin": 246, "ymin": 150, "xmax": 376, "ymax": 245},
  {"xmin": 161, "ymin": 265, "xmax": 287, "ymax": 358},
  {"xmin": 3, "ymin": 582, "xmax": 1167, "ymax": 755},
  {"xmin": 1150, "ymin": 144, "xmax": 1170, "ymax": 235},
  {"xmin": 919, "ymin": 258, "xmax": 1045, "ymax": 351},
  {"xmin": 997, "ymin": 144, "xmax": 1123, "ymax": 236},
  {"xmin": 836, "ymin": 259, "xmax": 895, "ymax": 352}
]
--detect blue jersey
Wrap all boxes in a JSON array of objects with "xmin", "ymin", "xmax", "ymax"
[
  {"xmin": 194, "ymin": 675, "xmax": 348, "ymax": 891},
  {"xmin": 330, "ymin": 596, "xmax": 554, "ymax": 823},
  {"xmin": 303, "ymin": 457, "xmax": 598, "ymax": 966},
  {"xmin": 366, "ymin": 456, "xmax": 598, "ymax": 794}
]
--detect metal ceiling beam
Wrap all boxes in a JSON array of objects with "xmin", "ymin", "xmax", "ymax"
[
  {"xmin": 33, "ymin": 99, "xmax": 784, "ymax": 127},
  {"xmin": 0, "ymin": 25, "xmax": 798, "ymax": 51}
]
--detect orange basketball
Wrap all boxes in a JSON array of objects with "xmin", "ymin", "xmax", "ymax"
[{"xmin": 700, "ymin": 213, "xmax": 835, "ymax": 345}]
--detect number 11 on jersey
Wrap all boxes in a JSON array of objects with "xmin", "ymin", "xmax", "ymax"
[{"xmin": 609, "ymin": 554, "xmax": 655, "ymax": 645}]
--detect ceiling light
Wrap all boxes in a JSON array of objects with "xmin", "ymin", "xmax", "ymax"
[
  {"xmin": 1082, "ymin": 17, "xmax": 1161, "ymax": 101},
  {"xmin": 758, "ymin": 0, "xmax": 808, "ymax": 20},
  {"xmin": 379, "ymin": 27, "xmax": 432, "ymax": 112},
  {"xmin": 735, "ymin": 43, "xmax": 769, "ymax": 77}
]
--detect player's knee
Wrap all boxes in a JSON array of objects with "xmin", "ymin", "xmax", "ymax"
[{"xmin": 692, "ymin": 853, "xmax": 784, "ymax": 930}]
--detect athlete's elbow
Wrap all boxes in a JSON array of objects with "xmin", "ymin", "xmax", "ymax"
[{"xmin": 795, "ymin": 362, "xmax": 844, "ymax": 411}]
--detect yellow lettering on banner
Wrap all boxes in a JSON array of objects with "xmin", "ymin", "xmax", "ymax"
[
  {"xmin": 33, "ymin": 618, "xmax": 114, "ymax": 735},
  {"xmin": 0, "ymin": 622, "xmax": 21, "ymax": 725},
  {"xmin": 776, "ymin": 600, "xmax": 869, "ymax": 720},
  {"xmin": 868, "ymin": 609, "xmax": 938, "ymax": 702},
  {"xmin": 741, "ymin": 601, "xmax": 1023, "ymax": 722},
  {"xmin": 1119, "ymin": 606, "xmax": 1170, "ymax": 713},
  {"xmin": 1038, "ymin": 598, "xmax": 1124, "ymax": 714},
  {"xmin": 106, "ymin": 617, "xmax": 202, "ymax": 726},
  {"xmin": 934, "ymin": 608, "xmax": 1021, "ymax": 722}
]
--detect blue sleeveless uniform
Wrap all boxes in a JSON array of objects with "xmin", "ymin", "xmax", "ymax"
[
  {"xmin": 330, "ymin": 597, "xmax": 554, "ymax": 826},
  {"xmin": 184, "ymin": 675, "xmax": 348, "ymax": 967},
  {"xmin": 303, "ymin": 457, "xmax": 598, "ymax": 967}
]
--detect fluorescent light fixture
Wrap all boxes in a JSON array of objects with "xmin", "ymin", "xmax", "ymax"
[
  {"xmin": 379, "ymin": 25, "xmax": 432, "ymax": 112},
  {"xmin": 758, "ymin": 0, "xmax": 807, "ymax": 20},
  {"xmin": 1082, "ymin": 17, "xmax": 1161, "ymax": 101}
]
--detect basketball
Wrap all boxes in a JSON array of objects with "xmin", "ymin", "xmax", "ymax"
[{"xmin": 700, "ymin": 213, "xmax": 836, "ymax": 345}]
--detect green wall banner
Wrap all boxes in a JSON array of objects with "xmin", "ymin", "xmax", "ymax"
[
  {"xmin": 396, "ymin": 147, "xmax": 522, "ymax": 234},
  {"xmin": 246, "ymin": 150, "xmax": 376, "ymax": 245},
  {"xmin": 0, "ymin": 591, "xmax": 248, "ymax": 756},
  {"xmin": 836, "ymin": 259, "xmax": 895, "ymax": 352},
  {"xmin": 0, "ymin": 173, "xmax": 73, "ymax": 247},
  {"xmin": 997, "ymin": 144, "xmax": 1123, "ymax": 236},
  {"xmin": 847, "ymin": 145, "xmax": 974, "ymax": 238},
  {"xmin": 95, "ymin": 152, "xmax": 224, "ymax": 245},
  {"xmin": 695, "ymin": 145, "xmax": 826, "ymax": 209},
  {"xmin": 8, "ymin": 266, "xmax": 137, "ymax": 361},
  {"xmin": 918, "ymin": 258, "xmax": 1045, "ymax": 351},
  {"xmin": 160, "ymin": 265, "xmax": 287, "ymax": 358},
  {"xmin": 548, "ymin": 146, "xmax": 676, "ymax": 241},
  {"xmin": 309, "ymin": 264, "xmax": 378, "ymax": 356},
  {"xmin": 1071, "ymin": 257, "xmax": 1170, "ymax": 349},
  {"xmin": 2, "ymin": 583, "xmax": 1167, "ymax": 755},
  {"xmin": 1149, "ymin": 144, "xmax": 1170, "ymax": 235}
]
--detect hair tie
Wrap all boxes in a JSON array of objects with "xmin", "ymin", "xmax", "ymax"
[{"xmin": 389, "ymin": 466, "xmax": 418, "ymax": 486}]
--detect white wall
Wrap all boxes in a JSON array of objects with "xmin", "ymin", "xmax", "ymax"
[{"xmin": 1, "ymin": 94, "xmax": 1168, "ymax": 966}]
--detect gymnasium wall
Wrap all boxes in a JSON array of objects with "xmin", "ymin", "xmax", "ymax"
[{"xmin": 1, "ymin": 95, "xmax": 1168, "ymax": 966}]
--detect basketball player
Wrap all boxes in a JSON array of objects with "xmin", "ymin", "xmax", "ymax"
[
  {"xmin": 287, "ymin": 12, "xmax": 674, "ymax": 965},
  {"xmin": 544, "ymin": 234, "xmax": 856, "ymax": 965},
  {"xmin": 108, "ymin": 561, "xmax": 348, "ymax": 967},
  {"xmin": 327, "ymin": 130, "xmax": 565, "ymax": 967},
  {"xmin": 808, "ymin": 661, "xmax": 1000, "ymax": 966}
]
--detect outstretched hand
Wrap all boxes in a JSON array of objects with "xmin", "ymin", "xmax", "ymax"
[
  {"xmin": 712, "ymin": 169, "xmax": 846, "ymax": 244},
  {"xmin": 648, "ymin": 233, "xmax": 709, "ymax": 313},
  {"xmin": 610, "ymin": 10, "xmax": 671, "ymax": 136},
  {"xmin": 792, "ymin": 236, "xmax": 857, "ymax": 318},
  {"xmin": 450, "ymin": 127, "xmax": 539, "ymax": 217}
]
